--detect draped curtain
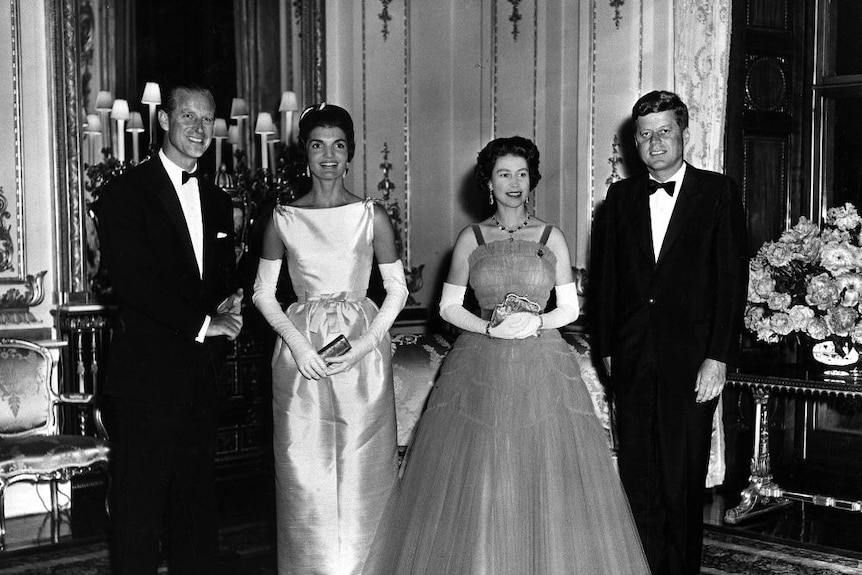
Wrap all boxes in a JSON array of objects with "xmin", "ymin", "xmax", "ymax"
[
  {"xmin": 674, "ymin": 0, "xmax": 733, "ymax": 487},
  {"xmin": 674, "ymin": 0, "xmax": 732, "ymax": 173}
]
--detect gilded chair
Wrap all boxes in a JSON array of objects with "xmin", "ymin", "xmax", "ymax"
[{"xmin": 0, "ymin": 338, "xmax": 110, "ymax": 550}]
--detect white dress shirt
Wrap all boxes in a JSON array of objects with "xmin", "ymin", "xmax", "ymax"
[
  {"xmin": 159, "ymin": 150, "xmax": 210, "ymax": 341},
  {"xmin": 649, "ymin": 162, "xmax": 687, "ymax": 261}
]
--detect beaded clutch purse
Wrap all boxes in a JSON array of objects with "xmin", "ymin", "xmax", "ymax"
[{"xmin": 489, "ymin": 293, "xmax": 541, "ymax": 327}]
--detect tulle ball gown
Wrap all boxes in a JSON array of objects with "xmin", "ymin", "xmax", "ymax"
[
  {"xmin": 270, "ymin": 199, "xmax": 398, "ymax": 575},
  {"xmin": 363, "ymin": 228, "xmax": 650, "ymax": 575}
]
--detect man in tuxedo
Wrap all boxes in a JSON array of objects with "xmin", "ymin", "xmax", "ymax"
[
  {"xmin": 592, "ymin": 90, "xmax": 748, "ymax": 574},
  {"xmin": 98, "ymin": 83, "xmax": 243, "ymax": 574}
]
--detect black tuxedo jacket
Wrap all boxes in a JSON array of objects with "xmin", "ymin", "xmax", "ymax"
[
  {"xmin": 592, "ymin": 164, "xmax": 748, "ymax": 402},
  {"xmin": 98, "ymin": 156, "xmax": 237, "ymax": 404}
]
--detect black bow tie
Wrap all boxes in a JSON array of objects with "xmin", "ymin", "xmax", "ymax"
[
  {"xmin": 181, "ymin": 171, "xmax": 198, "ymax": 185},
  {"xmin": 648, "ymin": 179, "xmax": 675, "ymax": 196}
]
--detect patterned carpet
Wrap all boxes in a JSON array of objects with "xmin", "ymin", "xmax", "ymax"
[
  {"xmin": 0, "ymin": 524, "xmax": 859, "ymax": 574},
  {"xmin": 703, "ymin": 528, "xmax": 862, "ymax": 575}
]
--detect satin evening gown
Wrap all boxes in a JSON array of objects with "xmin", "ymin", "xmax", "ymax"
[
  {"xmin": 270, "ymin": 199, "xmax": 398, "ymax": 575},
  {"xmin": 363, "ymin": 226, "xmax": 650, "ymax": 575}
]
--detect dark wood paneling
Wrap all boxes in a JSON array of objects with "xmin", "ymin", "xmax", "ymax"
[
  {"xmin": 727, "ymin": 0, "xmax": 810, "ymax": 251},
  {"xmin": 802, "ymin": 397, "xmax": 862, "ymax": 500},
  {"xmin": 747, "ymin": 0, "xmax": 789, "ymax": 31},
  {"xmin": 743, "ymin": 135, "xmax": 787, "ymax": 254}
]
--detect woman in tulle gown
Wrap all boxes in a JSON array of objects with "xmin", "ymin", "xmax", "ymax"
[
  {"xmin": 252, "ymin": 103, "xmax": 408, "ymax": 575},
  {"xmin": 363, "ymin": 136, "xmax": 650, "ymax": 575}
]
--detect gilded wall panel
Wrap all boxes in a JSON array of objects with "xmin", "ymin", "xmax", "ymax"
[
  {"xmin": 0, "ymin": 0, "xmax": 27, "ymax": 282},
  {"xmin": 493, "ymin": 0, "xmax": 538, "ymax": 142},
  {"xmin": 359, "ymin": 0, "xmax": 411, "ymax": 266}
]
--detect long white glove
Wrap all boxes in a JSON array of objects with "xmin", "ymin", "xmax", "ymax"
[
  {"xmin": 252, "ymin": 258, "xmax": 328, "ymax": 380},
  {"xmin": 439, "ymin": 283, "xmax": 534, "ymax": 339},
  {"xmin": 439, "ymin": 282, "xmax": 488, "ymax": 334},
  {"xmin": 327, "ymin": 261, "xmax": 408, "ymax": 372},
  {"xmin": 539, "ymin": 282, "xmax": 580, "ymax": 329}
]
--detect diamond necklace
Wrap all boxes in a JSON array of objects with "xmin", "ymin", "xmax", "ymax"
[{"xmin": 491, "ymin": 212, "xmax": 531, "ymax": 241}]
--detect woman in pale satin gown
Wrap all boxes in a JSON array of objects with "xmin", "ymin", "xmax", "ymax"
[
  {"xmin": 252, "ymin": 103, "xmax": 408, "ymax": 575},
  {"xmin": 363, "ymin": 137, "xmax": 650, "ymax": 574}
]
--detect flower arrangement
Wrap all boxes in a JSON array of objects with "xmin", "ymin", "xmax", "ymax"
[{"xmin": 745, "ymin": 203, "xmax": 862, "ymax": 353}]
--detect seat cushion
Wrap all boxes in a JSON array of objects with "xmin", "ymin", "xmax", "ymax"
[
  {"xmin": 391, "ymin": 333, "xmax": 453, "ymax": 446},
  {"xmin": 0, "ymin": 435, "xmax": 110, "ymax": 479}
]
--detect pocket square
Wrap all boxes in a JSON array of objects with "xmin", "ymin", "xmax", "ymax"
[{"xmin": 216, "ymin": 231, "xmax": 229, "ymax": 239}]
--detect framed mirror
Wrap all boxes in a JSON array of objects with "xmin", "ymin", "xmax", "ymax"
[{"xmin": 51, "ymin": 0, "xmax": 326, "ymax": 301}]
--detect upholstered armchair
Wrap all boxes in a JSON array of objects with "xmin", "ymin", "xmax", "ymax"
[
  {"xmin": 0, "ymin": 339, "xmax": 110, "ymax": 550},
  {"xmin": 391, "ymin": 332, "xmax": 454, "ymax": 448}
]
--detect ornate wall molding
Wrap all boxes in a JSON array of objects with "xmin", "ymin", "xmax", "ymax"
[
  {"xmin": 378, "ymin": 0, "xmax": 393, "ymax": 41},
  {"xmin": 0, "ymin": 0, "xmax": 28, "ymax": 283},
  {"xmin": 610, "ymin": 0, "xmax": 625, "ymax": 29},
  {"xmin": 301, "ymin": 0, "xmax": 326, "ymax": 104},
  {"xmin": 744, "ymin": 54, "xmax": 788, "ymax": 113},
  {"xmin": 507, "ymin": 0, "xmax": 523, "ymax": 41},
  {"xmin": 605, "ymin": 134, "xmax": 623, "ymax": 187},
  {"xmin": 47, "ymin": 0, "xmax": 88, "ymax": 301},
  {"xmin": 0, "ymin": 270, "xmax": 46, "ymax": 324}
]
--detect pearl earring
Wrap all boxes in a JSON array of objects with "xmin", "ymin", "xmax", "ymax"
[
  {"xmin": 305, "ymin": 165, "xmax": 311, "ymax": 178},
  {"xmin": 489, "ymin": 188, "xmax": 494, "ymax": 205}
]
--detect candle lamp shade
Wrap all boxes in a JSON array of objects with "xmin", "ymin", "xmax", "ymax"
[
  {"xmin": 228, "ymin": 125, "xmax": 241, "ymax": 145},
  {"xmin": 111, "ymin": 99, "xmax": 130, "ymax": 120},
  {"xmin": 255, "ymin": 113, "xmax": 276, "ymax": 134},
  {"xmin": 126, "ymin": 112, "xmax": 145, "ymax": 133},
  {"xmin": 141, "ymin": 82, "xmax": 162, "ymax": 105},
  {"xmin": 279, "ymin": 91, "xmax": 299, "ymax": 112},
  {"xmin": 213, "ymin": 118, "xmax": 228, "ymax": 139},
  {"xmin": 230, "ymin": 98, "xmax": 249, "ymax": 119},
  {"xmin": 85, "ymin": 114, "xmax": 102, "ymax": 134},
  {"xmin": 95, "ymin": 90, "xmax": 114, "ymax": 112}
]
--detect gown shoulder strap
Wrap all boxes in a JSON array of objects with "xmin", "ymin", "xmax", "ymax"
[
  {"xmin": 471, "ymin": 224, "xmax": 485, "ymax": 246},
  {"xmin": 538, "ymin": 224, "xmax": 553, "ymax": 246}
]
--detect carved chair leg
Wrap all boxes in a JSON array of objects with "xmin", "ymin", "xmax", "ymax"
[
  {"xmin": 0, "ymin": 480, "xmax": 6, "ymax": 551},
  {"xmin": 104, "ymin": 469, "xmax": 112, "ymax": 519},
  {"xmin": 49, "ymin": 479, "xmax": 60, "ymax": 544}
]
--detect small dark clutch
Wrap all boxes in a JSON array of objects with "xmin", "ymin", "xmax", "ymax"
[
  {"xmin": 318, "ymin": 335, "xmax": 351, "ymax": 362},
  {"xmin": 489, "ymin": 293, "xmax": 541, "ymax": 327}
]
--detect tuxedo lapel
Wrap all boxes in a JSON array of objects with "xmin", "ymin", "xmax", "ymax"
[
  {"xmin": 199, "ymin": 182, "xmax": 224, "ymax": 284},
  {"xmin": 656, "ymin": 164, "xmax": 703, "ymax": 265},
  {"xmin": 627, "ymin": 174, "xmax": 656, "ymax": 263},
  {"xmin": 149, "ymin": 159, "xmax": 201, "ymax": 280}
]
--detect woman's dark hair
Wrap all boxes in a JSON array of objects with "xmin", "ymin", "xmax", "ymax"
[
  {"xmin": 631, "ymin": 90, "xmax": 689, "ymax": 130},
  {"xmin": 297, "ymin": 103, "xmax": 356, "ymax": 162},
  {"xmin": 474, "ymin": 136, "xmax": 541, "ymax": 192}
]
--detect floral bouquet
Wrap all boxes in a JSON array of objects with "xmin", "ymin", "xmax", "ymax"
[{"xmin": 745, "ymin": 203, "xmax": 862, "ymax": 359}]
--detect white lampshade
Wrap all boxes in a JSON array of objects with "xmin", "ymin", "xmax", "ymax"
[
  {"xmin": 213, "ymin": 118, "xmax": 228, "ymax": 138},
  {"xmin": 95, "ymin": 90, "xmax": 114, "ymax": 112},
  {"xmin": 111, "ymin": 99, "xmax": 130, "ymax": 120},
  {"xmin": 227, "ymin": 125, "xmax": 241, "ymax": 145},
  {"xmin": 230, "ymin": 98, "xmax": 249, "ymax": 119},
  {"xmin": 126, "ymin": 111, "xmax": 145, "ymax": 132},
  {"xmin": 141, "ymin": 82, "xmax": 162, "ymax": 105},
  {"xmin": 85, "ymin": 114, "xmax": 102, "ymax": 134},
  {"xmin": 255, "ymin": 112, "xmax": 275, "ymax": 134},
  {"xmin": 278, "ymin": 91, "xmax": 299, "ymax": 112}
]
